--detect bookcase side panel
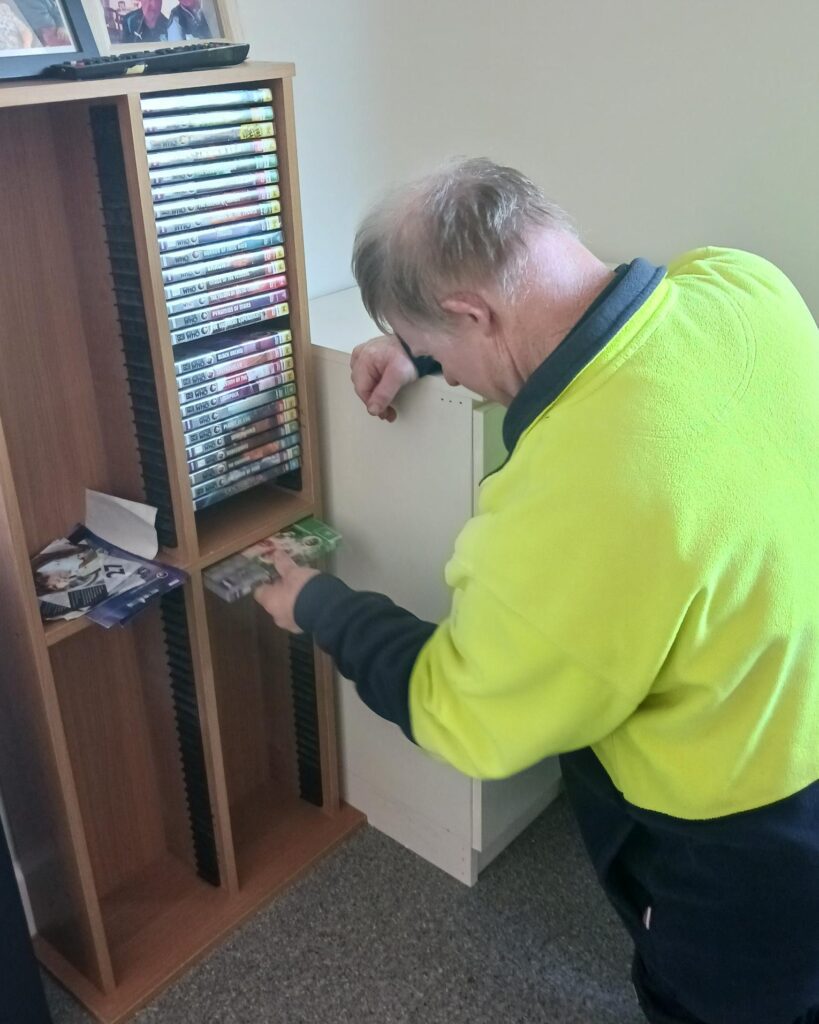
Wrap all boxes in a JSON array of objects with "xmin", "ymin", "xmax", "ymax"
[
  {"xmin": 271, "ymin": 76, "xmax": 321, "ymax": 509},
  {"xmin": 0, "ymin": 420, "xmax": 114, "ymax": 993}
]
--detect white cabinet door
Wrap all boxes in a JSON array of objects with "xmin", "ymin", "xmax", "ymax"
[
  {"xmin": 313, "ymin": 346, "xmax": 481, "ymax": 883},
  {"xmin": 469, "ymin": 402, "xmax": 562, "ymax": 868}
]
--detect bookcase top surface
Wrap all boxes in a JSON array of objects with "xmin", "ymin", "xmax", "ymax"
[{"xmin": 0, "ymin": 61, "xmax": 294, "ymax": 110}]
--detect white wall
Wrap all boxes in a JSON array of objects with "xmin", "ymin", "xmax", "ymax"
[{"xmin": 238, "ymin": 0, "xmax": 818, "ymax": 313}]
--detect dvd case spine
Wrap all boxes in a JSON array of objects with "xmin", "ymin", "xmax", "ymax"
[
  {"xmin": 149, "ymin": 153, "xmax": 279, "ymax": 190},
  {"xmin": 191, "ymin": 444, "xmax": 301, "ymax": 501},
  {"xmin": 169, "ymin": 288, "xmax": 288, "ymax": 331},
  {"xmin": 178, "ymin": 357, "xmax": 294, "ymax": 406},
  {"xmin": 173, "ymin": 329, "xmax": 291, "ymax": 375},
  {"xmin": 176, "ymin": 342, "xmax": 292, "ymax": 388},
  {"xmin": 187, "ymin": 419, "xmax": 301, "ymax": 471},
  {"xmin": 185, "ymin": 407, "xmax": 299, "ymax": 460},
  {"xmin": 160, "ymin": 224, "xmax": 283, "ymax": 270},
  {"xmin": 144, "ymin": 121, "xmax": 275, "ymax": 153},
  {"xmin": 161, "ymin": 241, "xmax": 286, "ymax": 286},
  {"xmin": 147, "ymin": 137, "xmax": 277, "ymax": 169},
  {"xmin": 166, "ymin": 264, "xmax": 286, "ymax": 308},
  {"xmin": 161, "ymin": 233, "xmax": 284, "ymax": 277},
  {"xmin": 179, "ymin": 369, "xmax": 296, "ymax": 419},
  {"xmin": 156, "ymin": 196, "xmax": 281, "ymax": 236},
  {"xmin": 184, "ymin": 393, "xmax": 298, "ymax": 446},
  {"xmin": 183, "ymin": 384, "xmax": 297, "ymax": 436},
  {"xmin": 171, "ymin": 302, "xmax": 289, "ymax": 347},
  {"xmin": 141, "ymin": 88, "xmax": 273, "ymax": 114},
  {"xmin": 143, "ymin": 104, "xmax": 274, "ymax": 135},
  {"xmin": 152, "ymin": 168, "xmax": 280, "ymax": 205},
  {"xmin": 189, "ymin": 431, "xmax": 301, "ymax": 488},
  {"xmin": 193, "ymin": 455, "xmax": 301, "ymax": 511},
  {"xmin": 157, "ymin": 209, "xmax": 281, "ymax": 252},
  {"xmin": 154, "ymin": 182, "xmax": 281, "ymax": 221},
  {"xmin": 178, "ymin": 350, "xmax": 293, "ymax": 395}
]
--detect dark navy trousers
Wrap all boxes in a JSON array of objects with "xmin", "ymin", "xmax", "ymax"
[
  {"xmin": 560, "ymin": 748, "xmax": 819, "ymax": 1024},
  {"xmin": 0, "ymin": 822, "xmax": 52, "ymax": 1024}
]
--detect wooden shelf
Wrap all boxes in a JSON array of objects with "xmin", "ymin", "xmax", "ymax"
[
  {"xmin": 0, "ymin": 66, "xmax": 358, "ymax": 1024},
  {"xmin": 36, "ymin": 803, "xmax": 363, "ymax": 1024},
  {"xmin": 231, "ymin": 785, "xmax": 363, "ymax": 892},
  {"xmin": 44, "ymin": 614, "xmax": 94, "ymax": 648},
  {"xmin": 0, "ymin": 61, "xmax": 295, "ymax": 110},
  {"xmin": 195, "ymin": 486, "xmax": 315, "ymax": 567}
]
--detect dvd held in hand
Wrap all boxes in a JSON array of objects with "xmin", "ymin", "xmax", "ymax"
[{"xmin": 203, "ymin": 517, "xmax": 341, "ymax": 602}]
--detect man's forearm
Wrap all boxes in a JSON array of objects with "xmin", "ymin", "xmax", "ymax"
[{"xmin": 294, "ymin": 574, "xmax": 435, "ymax": 740}]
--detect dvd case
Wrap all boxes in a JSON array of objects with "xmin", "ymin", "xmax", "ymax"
[
  {"xmin": 183, "ymin": 384, "xmax": 297, "ymax": 436},
  {"xmin": 171, "ymin": 302, "xmax": 289, "ymax": 347},
  {"xmin": 162, "ymin": 241, "xmax": 285, "ymax": 286},
  {"xmin": 184, "ymin": 394, "xmax": 298, "ymax": 447},
  {"xmin": 179, "ymin": 369, "xmax": 296, "ymax": 419},
  {"xmin": 160, "ymin": 226, "xmax": 283, "ymax": 272},
  {"xmin": 193, "ymin": 455, "xmax": 301, "ymax": 511},
  {"xmin": 178, "ymin": 357, "xmax": 293, "ymax": 405},
  {"xmin": 147, "ymin": 137, "xmax": 277, "ymax": 170},
  {"xmin": 191, "ymin": 444, "xmax": 301, "ymax": 500},
  {"xmin": 185, "ymin": 407, "xmax": 299, "ymax": 460},
  {"xmin": 141, "ymin": 88, "xmax": 273, "ymax": 114},
  {"xmin": 145, "ymin": 120, "xmax": 275, "ymax": 154},
  {"xmin": 176, "ymin": 342, "xmax": 291, "ymax": 387},
  {"xmin": 173, "ymin": 329, "xmax": 292, "ymax": 375},
  {"xmin": 168, "ymin": 288, "xmax": 288, "ymax": 331},
  {"xmin": 203, "ymin": 517, "xmax": 340, "ymax": 601},
  {"xmin": 157, "ymin": 207, "xmax": 281, "ymax": 251},
  {"xmin": 143, "ymin": 105, "xmax": 274, "ymax": 135},
  {"xmin": 154, "ymin": 182, "xmax": 281, "ymax": 221},
  {"xmin": 189, "ymin": 431, "xmax": 301, "ymax": 487},
  {"xmin": 152, "ymin": 169, "xmax": 279, "ymax": 205},
  {"xmin": 149, "ymin": 153, "xmax": 279, "ymax": 191},
  {"xmin": 165, "ymin": 262, "xmax": 286, "ymax": 306},
  {"xmin": 187, "ymin": 419, "xmax": 300, "ymax": 471}
]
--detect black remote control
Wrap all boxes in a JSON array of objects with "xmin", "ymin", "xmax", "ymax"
[{"xmin": 42, "ymin": 42, "xmax": 250, "ymax": 81}]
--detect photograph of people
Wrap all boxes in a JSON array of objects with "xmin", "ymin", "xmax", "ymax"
[
  {"xmin": 0, "ymin": 2, "xmax": 36, "ymax": 49},
  {"xmin": 167, "ymin": 0, "xmax": 211, "ymax": 40},
  {"xmin": 14, "ymin": 0, "xmax": 71, "ymax": 46},
  {"xmin": 120, "ymin": 0, "xmax": 167, "ymax": 43}
]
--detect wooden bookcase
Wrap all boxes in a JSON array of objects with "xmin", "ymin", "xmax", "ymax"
[{"xmin": 0, "ymin": 63, "xmax": 363, "ymax": 1023}]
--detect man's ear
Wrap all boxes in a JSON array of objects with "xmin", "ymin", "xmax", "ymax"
[{"xmin": 440, "ymin": 293, "xmax": 493, "ymax": 334}]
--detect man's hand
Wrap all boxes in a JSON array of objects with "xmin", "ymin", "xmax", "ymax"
[
  {"xmin": 350, "ymin": 335, "xmax": 418, "ymax": 422},
  {"xmin": 254, "ymin": 549, "xmax": 320, "ymax": 633}
]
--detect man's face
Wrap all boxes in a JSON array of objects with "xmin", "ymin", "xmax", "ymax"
[
  {"xmin": 141, "ymin": 0, "xmax": 162, "ymax": 26},
  {"xmin": 389, "ymin": 310, "xmax": 507, "ymax": 404}
]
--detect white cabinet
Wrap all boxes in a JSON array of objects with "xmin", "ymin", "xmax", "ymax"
[{"xmin": 310, "ymin": 288, "xmax": 561, "ymax": 884}]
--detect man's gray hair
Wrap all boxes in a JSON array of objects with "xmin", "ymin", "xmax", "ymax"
[{"xmin": 352, "ymin": 157, "xmax": 575, "ymax": 332}]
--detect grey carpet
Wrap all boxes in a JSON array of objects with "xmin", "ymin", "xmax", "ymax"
[{"xmin": 45, "ymin": 794, "xmax": 645, "ymax": 1023}]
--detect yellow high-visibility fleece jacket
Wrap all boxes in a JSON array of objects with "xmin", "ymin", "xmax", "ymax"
[{"xmin": 297, "ymin": 248, "xmax": 819, "ymax": 823}]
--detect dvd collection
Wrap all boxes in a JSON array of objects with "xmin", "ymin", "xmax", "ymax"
[{"xmin": 136, "ymin": 86, "xmax": 302, "ymax": 513}]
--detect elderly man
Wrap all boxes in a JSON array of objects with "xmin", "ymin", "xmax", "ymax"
[{"xmin": 256, "ymin": 158, "xmax": 819, "ymax": 1024}]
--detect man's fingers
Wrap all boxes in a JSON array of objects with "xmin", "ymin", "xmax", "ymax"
[
  {"xmin": 271, "ymin": 549, "xmax": 298, "ymax": 577},
  {"xmin": 367, "ymin": 361, "xmax": 409, "ymax": 415}
]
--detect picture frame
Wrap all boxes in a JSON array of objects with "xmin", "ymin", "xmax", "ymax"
[
  {"xmin": 0, "ymin": 0, "xmax": 99, "ymax": 79},
  {"xmin": 85, "ymin": 0, "xmax": 239, "ymax": 55}
]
